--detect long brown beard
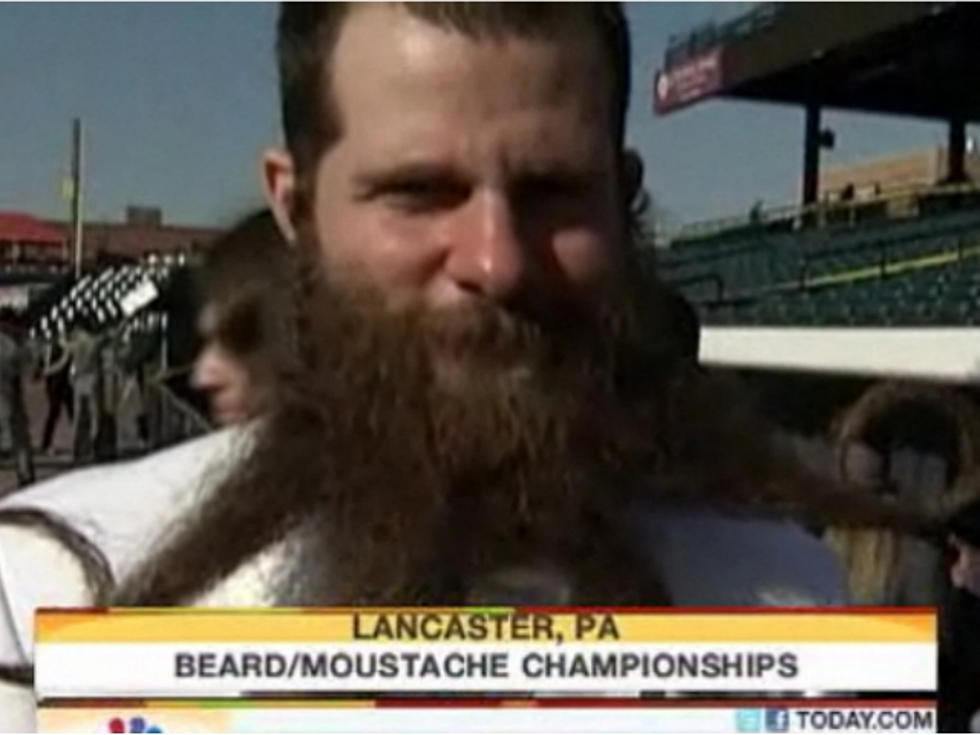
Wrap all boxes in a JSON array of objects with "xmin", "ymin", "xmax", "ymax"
[
  {"xmin": 112, "ymin": 242, "xmax": 942, "ymax": 608},
  {"xmin": 113, "ymin": 235, "xmax": 685, "ymax": 606}
]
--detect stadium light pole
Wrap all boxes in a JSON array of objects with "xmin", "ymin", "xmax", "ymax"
[
  {"xmin": 802, "ymin": 103, "xmax": 821, "ymax": 206},
  {"xmin": 70, "ymin": 118, "xmax": 85, "ymax": 280},
  {"xmin": 948, "ymin": 118, "xmax": 967, "ymax": 183}
]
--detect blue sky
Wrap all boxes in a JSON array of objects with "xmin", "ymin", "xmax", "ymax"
[{"xmin": 0, "ymin": 3, "xmax": 962, "ymax": 228}]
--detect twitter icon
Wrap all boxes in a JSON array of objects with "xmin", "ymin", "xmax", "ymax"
[{"xmin": 735, "ymin": 708, "xmax": 763, "ymax": 733}]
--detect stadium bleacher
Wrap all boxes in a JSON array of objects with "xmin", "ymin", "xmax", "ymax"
[
  {"xmin": 29, "ymin": 253, "xmax": 186, "ymax": 342},
  {"xmin": 658, "ymin": 190, "xmax": 980, "ymax": 327}
]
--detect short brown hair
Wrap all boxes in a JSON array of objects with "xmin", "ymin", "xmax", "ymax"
[
  {"xmin": 200, "ymin": 209, "xmax": 292, "ymax": 361},
  {"xmin": 276, "ymin": 2, "xmax": 632, "ymax": 219}
]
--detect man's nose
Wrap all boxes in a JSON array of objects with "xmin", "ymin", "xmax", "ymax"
[{"xmin": 445, "ymin": 189, "xmax": 530, "ymax": 302}]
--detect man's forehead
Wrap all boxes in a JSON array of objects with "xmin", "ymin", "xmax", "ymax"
[
  {"xmin": 333, "ymin": 3, "xmax": 605, "ymax": 50},
  {"xmin": 330, "ymin": 6, "xmax": 610, "ymax": 111},
  {"xmin": 326, "ymin": 4, "xmax": 614, "ymax": 160}
]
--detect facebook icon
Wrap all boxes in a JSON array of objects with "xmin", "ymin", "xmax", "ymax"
[{"xmin": 765, "ymin": 708, "xmax": 790, "ymax": 732}]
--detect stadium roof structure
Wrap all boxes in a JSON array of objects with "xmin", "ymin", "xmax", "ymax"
[
  {"xmin": 0, "ymin": 212, "xmax": 64, "ymax": 247},
  {"xmin": 654, "ymin": 3, "xmax": 978, "ymax": 204}
]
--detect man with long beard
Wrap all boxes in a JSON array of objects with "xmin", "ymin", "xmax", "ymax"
[{"xmin": 0, "ymin": 3, "xmax": 942, "ymax": 729}]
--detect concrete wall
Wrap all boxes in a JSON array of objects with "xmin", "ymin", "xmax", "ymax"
[
  {"xmin": 820, "ymin": 145, "xmax": 980, "ymax": 201},
  {"xmin": 701, "ymin": 326, "xmax": 980, "ymax": 383}
]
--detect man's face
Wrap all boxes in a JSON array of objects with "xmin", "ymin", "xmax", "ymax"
[
  {"xmin": 191, "ymin": 304, "xmax": 257, "ymax": 426},
  {"xmin": 126, "ymin": 7, "xmax": 657, "ymax": 607},
  {"xmin": 295, "ymin": 6, "xmax": 627, "ymax": 349}
]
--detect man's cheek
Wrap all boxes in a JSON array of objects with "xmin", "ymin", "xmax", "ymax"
[
  {"xmin": 952, "ymin": 558, "xmax": 967, "ymax": 587},
  {"xmin": 326, "ymin": 219, "xmax": 445, "ymax": 296},
  {"xmin": 952, "ymin": 547, "xmax": 980, "ymax": 594},
  {"xmin": 552, "ymin": 231, "xmax": 619, "ymax": 286},
  {"xmin": 965, "ymin": 549, "xmax": 980, "ymax": 590}
]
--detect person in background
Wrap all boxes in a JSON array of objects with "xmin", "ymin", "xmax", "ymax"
[
  {"xmin": 661, "ymin": 287, "xmax": 700, "ymax": 364},
  {"xmin": 191, "ymin": 209, "xmax": 292, "ymax": 427},
  {"xmin": 94, "ymin": 328, "xmax": 121, "ymax": 462},
  {"xmin": 0, "ymin": 311, "xmax": 34, "ymax": 491},
  {"xmin": 940, "ymin": 500, "xmax": 980, "ymax": 731},
  {"xmin": 64, "ymin": 319, "xmax": 101, "ymax": 462},
  {"xmin": 36, "ymin": 337, "xmax": 73, "ymax": 455},
  {"xmin": 115, "ymin": 326, "xmax": 156, "ymax": 451}
]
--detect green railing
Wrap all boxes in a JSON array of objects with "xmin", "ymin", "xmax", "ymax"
[
  {"xmin": 669, "ymin": 180, "xmax": 980, "ymax": 245},
  {"xmin": 700, "ymin": 237, "xmax": 980, "ymax": 317},
  {"xmin": 143, "ymin": 368, "xmax": 212, "ymax": 448}
]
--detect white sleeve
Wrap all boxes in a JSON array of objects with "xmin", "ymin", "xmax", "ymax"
[
  {"xmin": 0, "ymin": 525, "xmax": 94, "ymax": 733},
  {"xmin": 0, "ymin": 679, "xmax": 34, "ymax": 734},
  {"xmin": 627, "ymin": 504, "xmax": 850, "ymax": 607},
  {"xmin": 0, "ymin": 524, "xmax": 93, "ymax": 664},
  {"xmin": 0, "ymin": 588, "xmax": 31, "ymax": 734}
]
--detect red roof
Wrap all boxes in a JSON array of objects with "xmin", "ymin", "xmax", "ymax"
[{"xmin": 0, "ymin": 212, "xmax": 65, "ymax": 246}]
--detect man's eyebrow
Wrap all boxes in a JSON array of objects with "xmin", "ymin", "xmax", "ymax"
[
  {"xmin": 515, "ymin": 162, "xmax": 599, "ymax": 182},
  {"xmin": 353, "ymin": 162, "xmax": 469, "ymax": 192},
  {"xmin": 510, "ymin": 155, "xmax": 606, "ymax": 179}
]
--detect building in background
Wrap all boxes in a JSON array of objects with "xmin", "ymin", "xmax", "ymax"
[
  {"xmin": 819, "ymin": 142, "xmax": 980, "ymax": 204},
  {"xmin": 0, "ymin": 206, "xmax": 220, "ymax": 313},
  {"xmin": 0, "ymin": 213, "xmax": 65, "ymax": 266},
  {"xmin": 0, "ymin": 213, "xmax": 69, "ymax": 309},
  {"xmin": 45, "ymin": 206, "xmax": 219, "ymax": 262}
]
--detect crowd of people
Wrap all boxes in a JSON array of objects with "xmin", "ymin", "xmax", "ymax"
[
  {"xmin": 0, "ymin": 311, "xmax": 151, "ymax": 489},
  {"xmin": 0, "ymin": 3, "xmax": 978, "ymax": 731}
]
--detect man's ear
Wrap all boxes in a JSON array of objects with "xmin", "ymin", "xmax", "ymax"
[
  {"xmin": 621, "ymin": 149, "xmax": 644, "ymax": 206},
  {"xmin": 262, "ymin": 147, "xmax": 298, "ymax": 244}
]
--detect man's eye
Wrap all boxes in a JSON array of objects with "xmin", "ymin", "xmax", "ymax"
[
  {"xmin": 516, "ymin": 176, "xmax": 592, "ymax": 204},
  {"xmin": 384, "ymin": 181, "xmax": 469, "ymax": 212}
]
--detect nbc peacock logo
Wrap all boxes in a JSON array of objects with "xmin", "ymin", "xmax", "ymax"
[{"xmin": 107, "ymin": 716, "xmax": 164, "ymax": 733}]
